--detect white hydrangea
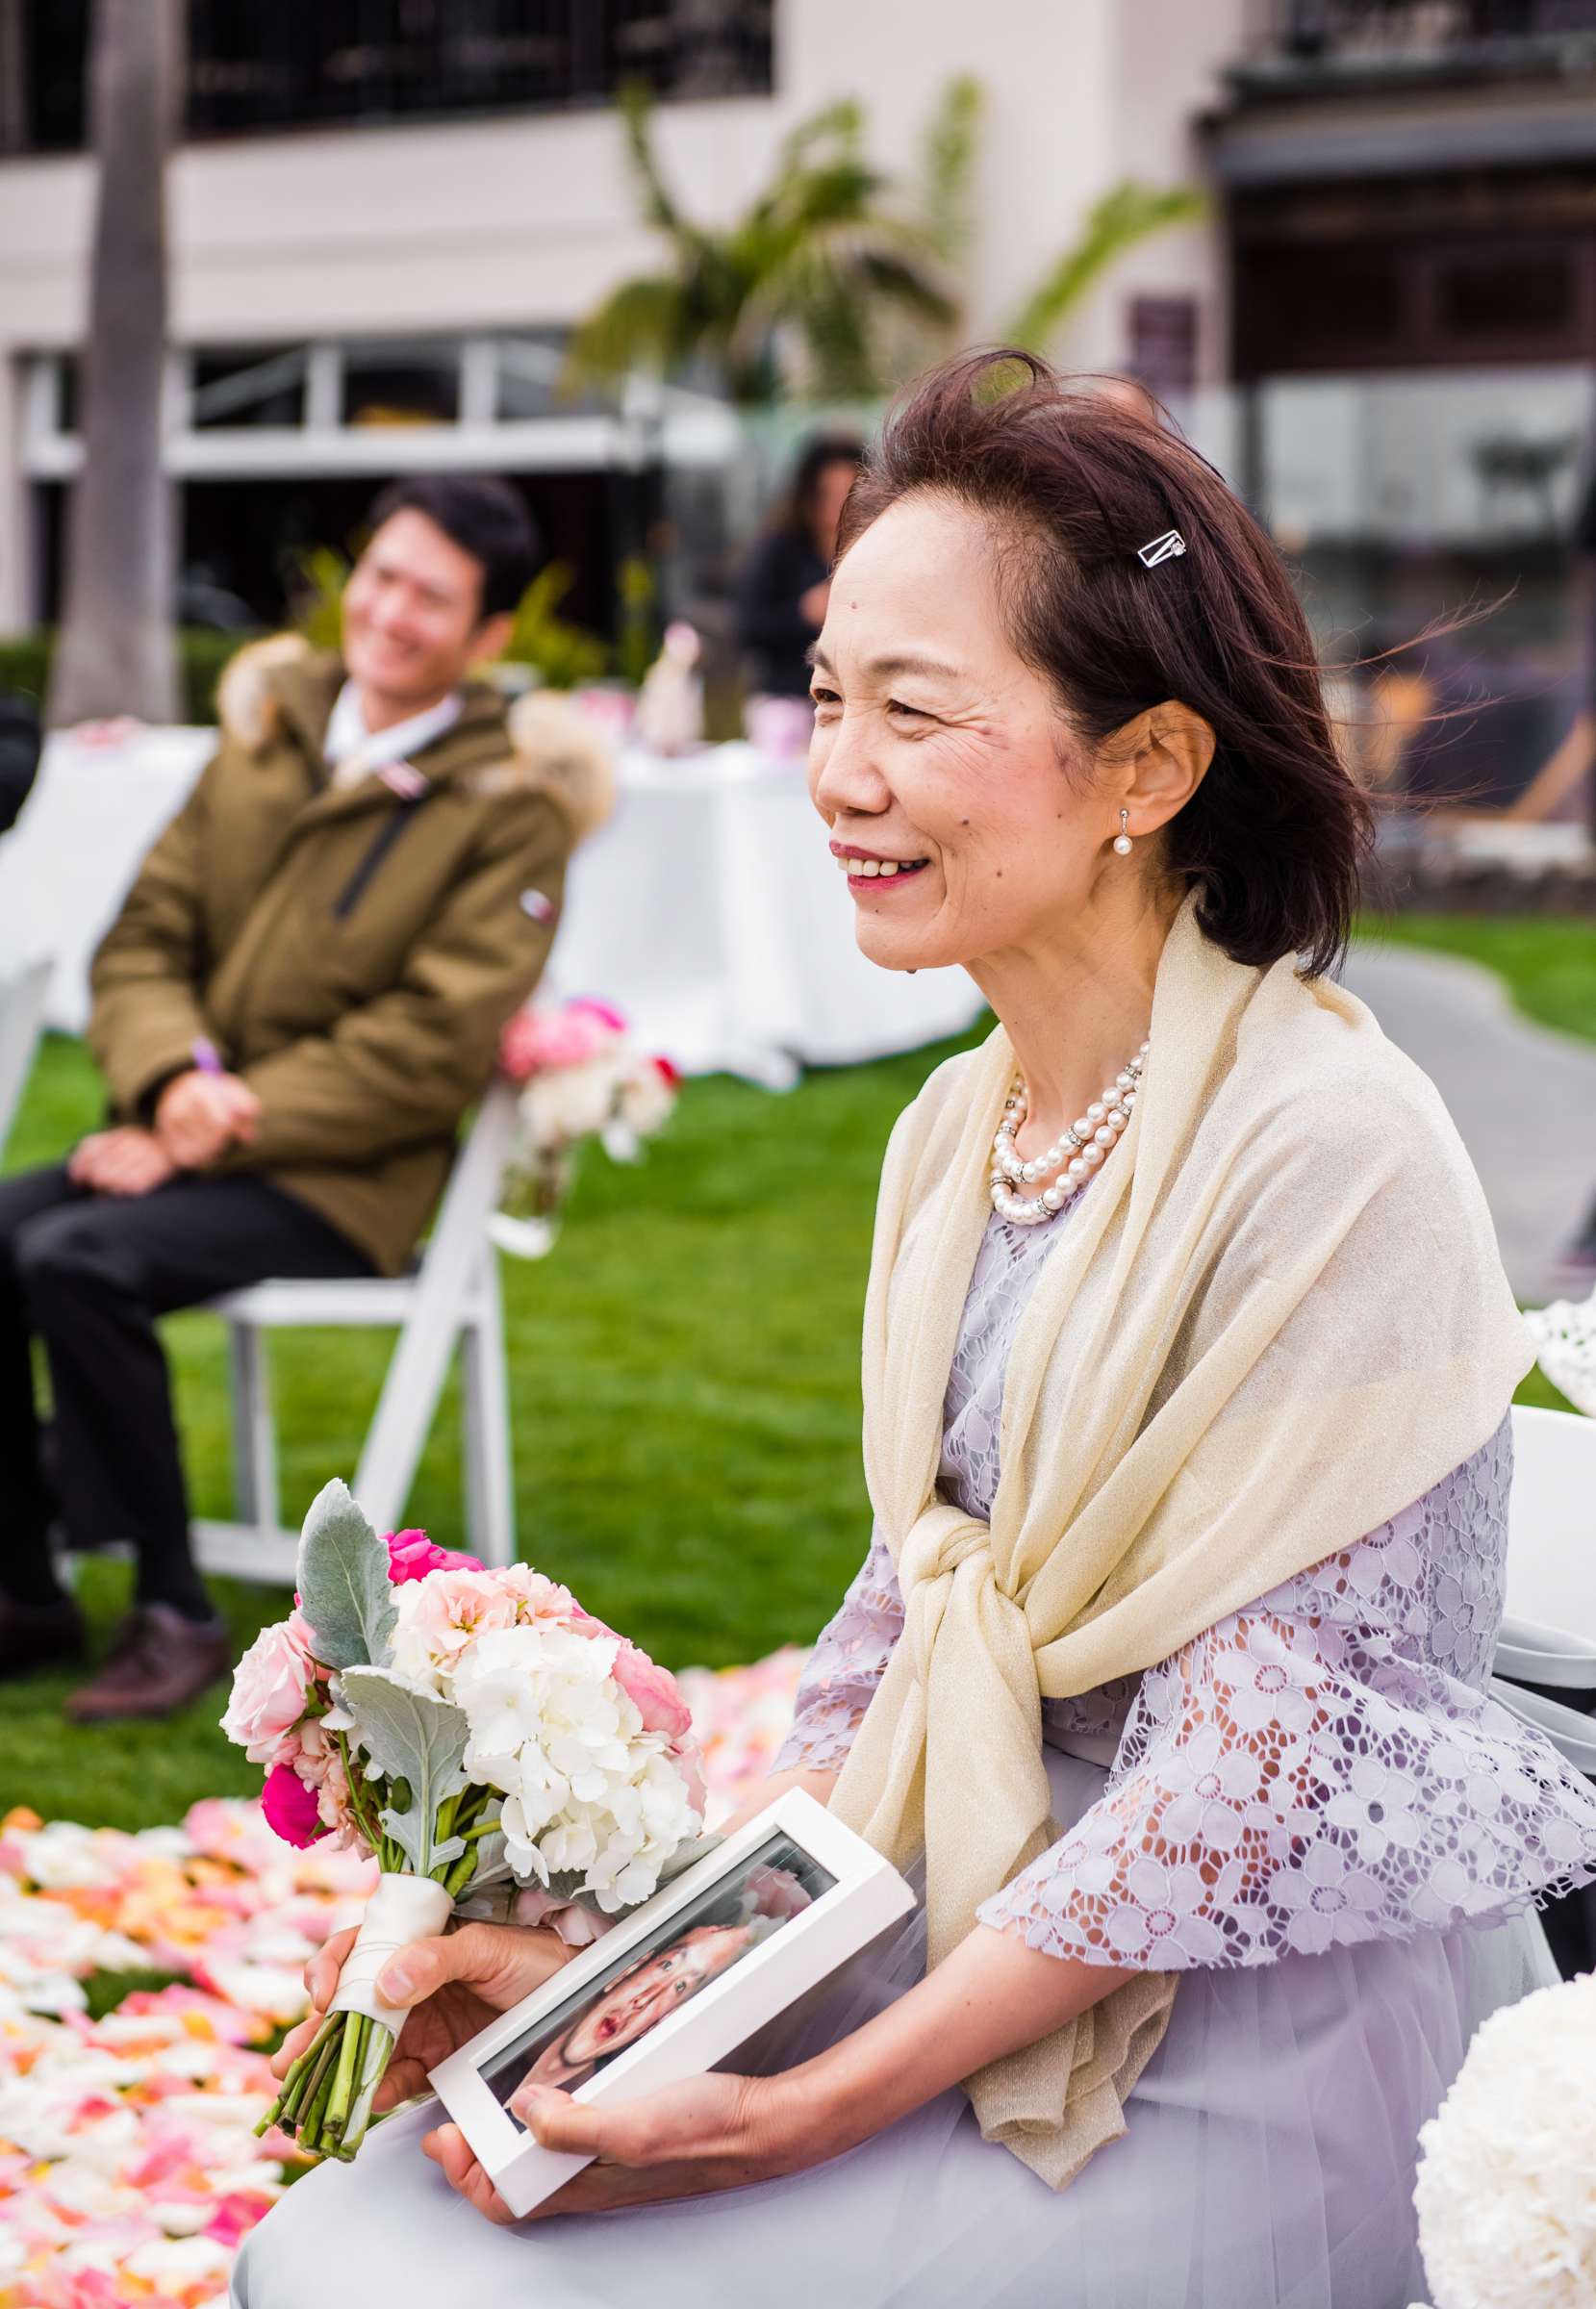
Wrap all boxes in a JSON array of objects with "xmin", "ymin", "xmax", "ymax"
[
  {"xmin": 451, "ymin": 1624, "xmax": 699, "ymax": 1916},
  {"xmin": 521, "ymin": 1058, "xmax": 620, "ymax": 1149},
  {"xmin": 1413, "ymin": 1973, "xmax": 1596, "ymax": 2309}
]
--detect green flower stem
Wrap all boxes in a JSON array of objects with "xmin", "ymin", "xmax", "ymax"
[
  {"xmin": 288, "ymin": 2024, "xmax": 343, "ymax": 2149},
  {"xmin": 298, "ymin": 2030, "xmax": 343, "ymax": 2153},
  {"xmin": 324, "ymin": 2007, "xmax": 365, "ymax": 2136},
  {"xmin": 263, "ymin": 2014, "xmax": 341, "ymax": 2136},
  {"xmin": 341, "ymin": 2021, "xmax": 396, "ymax": 2153},
  {"xmin": 256, "ymin": 2014, "xmax": 335, "ymax": 2135}
]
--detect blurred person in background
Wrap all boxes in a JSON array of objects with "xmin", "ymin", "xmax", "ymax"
[
  {"xmin": 733, "ymin": 435, "xmax": 864, "ymax": 709},
  {"xmin": 0, "ymin": 474, "xmax": 613, "ymax": 1722},
  {"xmin": 0, "ymin": 688, "xmax": 41, "ymax": 835}
]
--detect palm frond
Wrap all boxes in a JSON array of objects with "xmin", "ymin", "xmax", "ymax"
[
  {"xmin": 920, "ymin": 75, "xmax": 984, "ymax": 265},
  {"xmin": 1002, "ymin": 180, "xmax": 1206, "ymax": 354},
  {"xmin": 561, "ymin": 274, "xmax": 684, "ymax": 392},
  {"xmin": 618, "ymin": 80, "xmax": 689, "ymax": 241}
]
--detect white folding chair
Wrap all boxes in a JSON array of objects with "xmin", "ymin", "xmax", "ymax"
[
  {"xmin": 195, "ymin": 1079, "xmax": 520, "ymax": 1584},
  {"xmin": 1488, "ymin": 1403, "xmax": 1596, "ymax": 1771},
  {"xmin": 0, "ymin": 956, "xmax": 53, "ymax": 1161}
]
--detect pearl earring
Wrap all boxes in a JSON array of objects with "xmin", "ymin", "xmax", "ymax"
[{"xmin": 1112, "ymin": 809, "xmax": 1133, "ymax": 856}]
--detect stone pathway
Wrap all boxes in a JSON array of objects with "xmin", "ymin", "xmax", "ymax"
[{"xmin": 1341, "ymin": 940, "xmax": 1596, "ymax": 1306}]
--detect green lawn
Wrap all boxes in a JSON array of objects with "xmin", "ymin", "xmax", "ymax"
[
  {"xmin": 1358, "ymin": 912, "xmax": 1596, "ymax": 1048},
  {"xmin": 0, "ymin": 1025, "xmax": 981, "ymax": 1831},
  {"xmin": 4, "ymin": 911, "xmax": 1591, "ymax": 1832}
]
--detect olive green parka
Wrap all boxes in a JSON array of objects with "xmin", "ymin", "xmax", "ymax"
[{"xmin": 87, "ymin": 634, "xmax": 615, "ymax": 1275}]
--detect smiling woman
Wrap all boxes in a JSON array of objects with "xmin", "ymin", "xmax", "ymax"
[{"xmin": 234, "ymin": 353, "xmax": 1595, "ymax": 2309}]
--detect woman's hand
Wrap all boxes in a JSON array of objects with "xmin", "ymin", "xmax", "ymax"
[
  {"xmin": 424, "ymin": 1919, "xmax": 1142, "ymax": 2227},
  {"xmin": 270, "ymin": 1919, "xmax": 572, "ymax": 2113},
  {"xmin": 422, "ymin": 2067, "xmax": 839, "ymax": 2224}
]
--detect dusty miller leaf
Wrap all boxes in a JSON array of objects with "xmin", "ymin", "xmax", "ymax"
[
  {"xmin": 339, "ymin": 1665, "xmax": 470, "ymax": 1876},
  {"xmin": 295, "ymin": 1480, "xmax": 396, "ymax": 1671}
]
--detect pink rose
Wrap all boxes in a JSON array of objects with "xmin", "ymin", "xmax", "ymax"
[
  {"xmin": 384, "ymin": 1528, "xmax": 485, "ymax": 1585},
  {"xmin": 314, "ymin": 1749, "xmax": 360, "ymax": 1851},
  {"xmin": 509, "ymin": 1886, "xmax": 609, "ymax": 1947},
  {"xmin": 498, "ymin": 1007, "xmax": 545, "ymax": 1083},
  {"xmin": 499, "ymin": 1000, "xmax": 625, "ymax": 1080},
  {"xmin": 569, "ymin": 996, "xmax": 628, "ymax": 1035},
  {"xmin": 261, "ymin": 1764, "xmax": 323, "ymax": 1849},
  {"xmin": 495, "ymin": 1562, "xmax": 586, "ymax": 1626},
  {"xmin": 220, "ymin": 1617, "xmax": 317, "ymax": 1764},
  {"xmin": 390, "ymin": 1566, "xmax": 525, "ymax": 1683},
  {"xmin": 610, "ymin": 1640, "xmax": 694, "ymax": 1743}
]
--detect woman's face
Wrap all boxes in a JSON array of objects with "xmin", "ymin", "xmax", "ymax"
[
  {"xmin": 559, "ymin": 1925, "xmax": 752, "ymax": 2067},
  {"xmin": 807, "ymin": 491, "xmax": 1126, "ymax": 978}
]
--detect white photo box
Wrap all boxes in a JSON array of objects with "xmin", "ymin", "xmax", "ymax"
[{"xmin": 428, "ymin": 1789, "xmax": 915, "ymax": 2219}]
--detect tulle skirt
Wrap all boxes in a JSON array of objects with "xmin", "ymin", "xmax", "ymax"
[{"xmin": 233, "ymin": 1749, "xmax": 1557, "ymax": 2309}]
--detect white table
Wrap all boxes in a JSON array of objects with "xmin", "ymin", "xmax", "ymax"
[{"xmin": 2, "ymin": 729, "xmax": 982, "ymax": 1087}]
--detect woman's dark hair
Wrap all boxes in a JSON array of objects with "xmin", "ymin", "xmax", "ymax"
[
  {"xmin": 776, "ymin": 434, "xmax": 866, "ymax": 543},
  {"xmin": 365, "ymin": 474, "xmax": 540, "ymax": 619},
  {"xmin": 834, "ymin": 350, "xmax": 1373, "ymax": 977}
]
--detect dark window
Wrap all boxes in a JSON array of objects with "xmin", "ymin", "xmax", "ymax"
[
  {"xmin": 1127, "ymin": 294, "xmax": 1200, "ymax": 399},
  {"xmin": 6, "ymin": 0, "xmax": 773, "ymax": 154},
  {"xmin": 1234, "ymin": 242, "xmax": 1405, "ymax": 373},
  {"xmin": 341, "ymin": 344, "xmax": 460, "ymax": 430},
  {"xmin": 1437, "ymin": 253, "xmax": 1576, "ymax": 338}
]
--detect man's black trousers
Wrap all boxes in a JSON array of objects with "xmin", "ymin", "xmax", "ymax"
[{"xmin": 0, "ymin": 1167, "xmax": 372, "ymax": 1617}]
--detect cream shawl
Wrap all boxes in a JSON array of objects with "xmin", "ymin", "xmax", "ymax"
[{"xmin": 829, "ymin": 896, "xmax": 1532, "ymax": 2190}]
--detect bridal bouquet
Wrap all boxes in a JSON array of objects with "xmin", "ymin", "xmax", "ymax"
[
  {"xmin": 220, "ymin": 1482, "xmax": 705, "ymax": 2162},
  {"xmin": 494, "ymin": 996, "xmax": 678, "ymax": 1256}
]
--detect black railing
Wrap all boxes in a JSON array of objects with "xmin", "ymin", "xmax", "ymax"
[
  {"xmin": 11, "ymin": 0, "xmax": 774, "ymax": 155},
  {"xmin": 1240, "ymin": 0, "xmax": 1596, "ymax": 75}
]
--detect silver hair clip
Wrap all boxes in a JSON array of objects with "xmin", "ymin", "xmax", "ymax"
[{"xmin": 1137, "ymin": 530, "xmax": 1186, "ymax": 568}]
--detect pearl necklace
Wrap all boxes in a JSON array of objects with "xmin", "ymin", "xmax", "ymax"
[{"xmin": 989, "ymin": 1040, "xmax": 1148, "ymax": 1225}]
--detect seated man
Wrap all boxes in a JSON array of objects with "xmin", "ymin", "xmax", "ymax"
[{"xmin": 0, "ymin": 474, "xmax": 612, "ymax": 1722}]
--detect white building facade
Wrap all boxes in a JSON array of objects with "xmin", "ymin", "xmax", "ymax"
[{"xmin": 0, "ymin": 0, "xmax": 1242, "ymax": 636}]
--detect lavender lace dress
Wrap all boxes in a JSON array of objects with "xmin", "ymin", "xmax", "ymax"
[{"xmin": 236, "ymin": 1208, "xmax": 1596, "ymax": 2309}]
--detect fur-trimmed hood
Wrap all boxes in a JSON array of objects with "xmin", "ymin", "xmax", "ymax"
[{"xmin": 215, "ymin": 632, "xmax": 616, "ymax": 846}]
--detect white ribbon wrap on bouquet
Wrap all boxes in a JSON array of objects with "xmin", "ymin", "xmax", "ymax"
[{"xmin": 328, "ymin": 1873, "xmax": 454, "ymax": 2038}]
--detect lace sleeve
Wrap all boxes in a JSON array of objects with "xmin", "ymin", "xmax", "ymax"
[
  {"xmin": 772, "ymin": 1530, "xmax": 903, "ymax": 1775},
  {"xmin": 978, "ymin": 1423, "xmax": 1596, "ymax": 1970}
]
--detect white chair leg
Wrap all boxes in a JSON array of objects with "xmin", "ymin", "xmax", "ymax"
[
  {"xmin": 228, "ymin": 1321, "xmax": 280, "ymax": 1538},
  {"xmin": 351, "ymin": 1310, "xmax": 463, "ymax": 1542},
  {"xmin": 462, "ymin": 1260, "xmax": 515, "ymax": 1569}
]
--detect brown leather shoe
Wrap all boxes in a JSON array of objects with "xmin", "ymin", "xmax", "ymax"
[
  {"xmin": 0, "ymin": 1591, "xmax": 88, "ymax": 1679},
  {"xmin": 66, "ymin": 1603, "xmax": 232, "ymax": 1724}
]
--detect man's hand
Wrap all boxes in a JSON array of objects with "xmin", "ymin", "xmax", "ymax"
[
  {"xmin": 154, "ymin": 1069, "xmax": 262, "ymax": 1169},
  {"xmin": 68, "ymin": 1129, "xmax": 178, "ymax": 1198}
]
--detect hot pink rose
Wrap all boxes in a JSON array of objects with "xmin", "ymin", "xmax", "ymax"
[
  {"xmin": 384, "ymin": 1528, "xmax": 484, "ymax": 1585},
  {"xmin": 610, "ymin": 1639, "xmax": 694, "ymax": 1743},
  {"xmin": 220, "ymin": 1616, "xmax": 317, "ymax": 1764},
  {"xmin": 261, "ymin": 1763, "xmax": 323, "ymax": 1849}
]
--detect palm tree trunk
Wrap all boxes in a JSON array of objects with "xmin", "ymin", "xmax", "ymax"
[{"xmin": 48, "ymin": 0, "xmax": 183, "ymax": 727}]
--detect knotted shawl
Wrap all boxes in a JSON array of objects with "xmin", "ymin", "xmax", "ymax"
[{"xmin": 829, "ymin": 896, "xmax": 1532, "ymax": 2189}]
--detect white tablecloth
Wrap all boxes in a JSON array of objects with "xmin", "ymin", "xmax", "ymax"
[{"xmin": 0, "ymin": 729, "xmax": 982, "ymax": 1087}]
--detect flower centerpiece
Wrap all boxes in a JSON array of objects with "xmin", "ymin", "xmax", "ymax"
[
  {"xmin": 220, "ymin": 1483, "xmax": 706, "ymax": 2163},
  {"xmin": 1411, "ymin": 1970, "xmax": 1596, "ymax": 2307},
  {"xmin": 494, "ymin": 996, "xmax": 678, "ymax": 1256}
]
